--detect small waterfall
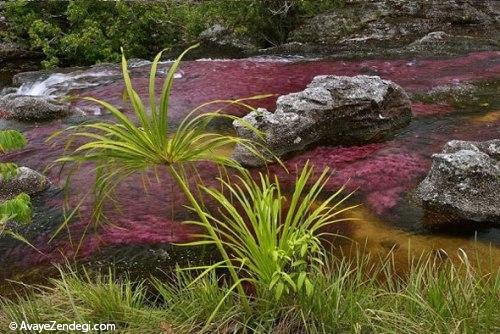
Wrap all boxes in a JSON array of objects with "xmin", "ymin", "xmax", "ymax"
[
  {"xmin": 16, "ymin": 70, "xmax": 118, "ymax": 97},
  {"xmin": 14, "ymin": 64, "xmax": 182, "ymax": 97}
]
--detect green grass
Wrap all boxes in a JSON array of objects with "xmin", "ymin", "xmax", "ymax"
[
  {"xmin": 182, "ymin": 162, "xmax": 358, "ymax": 313},
  {"xmin": 1, "ymin": 253, "xmax": 498, "ymax": 333}
]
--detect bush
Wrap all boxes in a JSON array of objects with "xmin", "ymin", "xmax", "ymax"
[
  {"xmin": 0, "ymin": 130, "xmax": 32, "ymax": 230},
  {"xmin": 2, "ymin": 0, "xmax": 344, "ymax": 68}
]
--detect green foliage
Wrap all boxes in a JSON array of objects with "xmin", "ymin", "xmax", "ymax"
[
  {"xmin": 3, "ymin": 0, "xmax": 344, "ymax": 68},
  {"xmin": 204, "ymin": 0, "xmax": 344, "ymax": 46},
  {"xmin": 0, "ymin": 130, "xmax": 27, "ymax": 153},
  {"xmin": 184, "ymin": 163, "xmax": 357, "ymax": 305},
  {"xmin": 1, "ymin": 253, "xmax": 498, "ymax": 333},
  {"xmin": 53, "ymin": 45, "xmax": 266, "ymax": 309},
  {"xmin": 52, "ymin": 45, "xmax": 264, "ymax": 224},
  {"xmin": 0, "ymin": 162, "xmax": 19, "ymax": 180},
  {"xmin": 0, "ymin": 193, "xmax": 32, "ymax": 225},
  {"xmin": 0, "ymin": 129, "xmax": 32, "ymax": 229}
]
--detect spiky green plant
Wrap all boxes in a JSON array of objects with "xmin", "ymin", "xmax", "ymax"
[
  {"xmin": 182, "ymin": 162, "xmax": 357, "ymax": 324},
  {"xmin": 52, "ymin": 44, "xmax": 269, "ymax": 310}
]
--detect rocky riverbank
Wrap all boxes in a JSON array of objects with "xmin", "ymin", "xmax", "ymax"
[{"xmin": 265, "ymin": 0, "xmax": 500, "ymax": 58}]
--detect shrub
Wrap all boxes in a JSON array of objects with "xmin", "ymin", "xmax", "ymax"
[
  {"xmin": 0, "ymin": 132, "xmax": 34, "ymax": 230},
  {"xmin": 184, "ymin": 163, "xmax": 357, "ymax": 307},
  {"xmin": 2, "ymin": 0, "xmax": 344, "ymax": 68},
  {"xmin": 0, "ymin": 129, "xmax": 33, "ymax": 234},
  {"xmin": 0, "ymin": 193, "xmax": 32, "ymax": 225}
]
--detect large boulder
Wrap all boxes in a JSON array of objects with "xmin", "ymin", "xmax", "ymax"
[
  {"xmin": 0, "ymin": 166, "xmax": 50, "ymax": 201},
  {"xmin": 416, "ymin": 140, "xmax": 500, "ymax": 227},
  {"xmin": 283, "ymin": 0, "xmax": 499, "ymax": 57},
  {"xmin": 233, "ymin": 75, "xmax": 412, "ymax": 166},
  {"xmin": 0, "ymin": 94, "xmax": 74, "ymax": 121}
]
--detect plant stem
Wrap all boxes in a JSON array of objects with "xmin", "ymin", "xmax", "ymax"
[{"xmin": 167, "ymin": 165, "xmax": 250, "ymax": 312}]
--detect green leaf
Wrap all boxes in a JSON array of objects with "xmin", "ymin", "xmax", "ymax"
[
  {"xmin": 305, "ymin": 277, "xmax": 314, "ymax": 297},
  {"xmin": 297, "ymin": 272, "xmax": 307, "ymax": 290},
  {"xmin": 0, "ymin": 193, "xmax": 32, "ymax": 225},
  {"xmin": 0, "ymin": 130, "xmax": 27, "ymax": 153},
  {"xmin": 275, "ymin": 282, "xmax": 284, "ymax": 301}
]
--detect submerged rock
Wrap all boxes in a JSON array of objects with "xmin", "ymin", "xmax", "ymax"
[
  {"xmin": 284, "ymin": 0, "xmax": 499, "ymax": 57},
  {"xmin": 0, "ymin": 166, "xmax": 50, "ymax": 201},
  {"xmin": 233, "ymin": 75, "xmax": 412, "ymax": 166},
  {"xmin": 417, "ymin": 140, "xmax": 500, "ymax": 227},
  {"xmin": 0, "ymin": 94, "xmax": 75, "ymax": 121}
]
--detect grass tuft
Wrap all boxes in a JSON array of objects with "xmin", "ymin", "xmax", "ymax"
[{"xmin": 1, "ymin": 252, "xmax": 497, "ymax": 333}]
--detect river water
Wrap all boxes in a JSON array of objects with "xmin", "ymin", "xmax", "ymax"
[{"xmin": 0, "ymin": 51, "xmax": 499, "ymax": 283}]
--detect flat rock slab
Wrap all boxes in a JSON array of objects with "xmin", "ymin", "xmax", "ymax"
[
  {"xmin": 233, "ymin": 75, "xmax": 412, "ymax": 166},
  {"xmin": 283, "ymin": 0, "xmax": 499, "ymax": 57},
  {"xmin": 0, "ymin": 94, "xmax": 73, "ymax": 121},
  {"xmin": 417, "ymin": 139, "xmax": 500, "ymax": 227}
]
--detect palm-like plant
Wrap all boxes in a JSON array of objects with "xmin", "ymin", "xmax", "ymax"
[
  {"xmin": 184, "ymin": 162, "xmax": 357, "ymax": 317},
  {"xmin": 53, "ymin": 45, "xmax": 268, "ymax": 309}
]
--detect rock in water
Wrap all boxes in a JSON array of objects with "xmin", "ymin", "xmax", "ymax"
[
  {"xmin": 0, "ymin": 94, "xmax": 73, "ymax": 121},
  {"xmin": 284, "ymin": 0, "xmax": 499, "ymax": 57},
  {"xmin": 417, "ymin": 140, "xmax": 500, "ymax": 227},
  {"xmin": 233, "ymin": 75, "xmax": 412, "ymax": 166},
  {"xmin": 0, "ymin": 167, "xmax": 50, "ymax": 201}
]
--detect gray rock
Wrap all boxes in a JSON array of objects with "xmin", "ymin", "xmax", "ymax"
[
  {"xmin": 285, "ymin": 0, "xmax": 499, "ymax": 57},
  {"xmin": 0, "ymin": 94, "xmax": 73, "ymax": 121},
  {"xmin": 233, "ymin": 75, "xmax": 412, "ymax": 166},
  {"xmin": 11, "ymin": 71, "xmax": 53, "ymax": 87},
  {"xmin": 410, "ymin": 31, "xmax": 450, "ymax": 45},
  {"xmin": 0, "ymin": 42, "xmax": 37, "ymax": 61},
  {"xmin": 199, "ymin": 24, "xmax": 257, "ymax": 52},
  {"xmin": 417, "ymin": 140, "xmax": 500, "ymax": 227},
  {"xmin": 0, "ymin": 166, "xmax": 50, "ymax": 201}
]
